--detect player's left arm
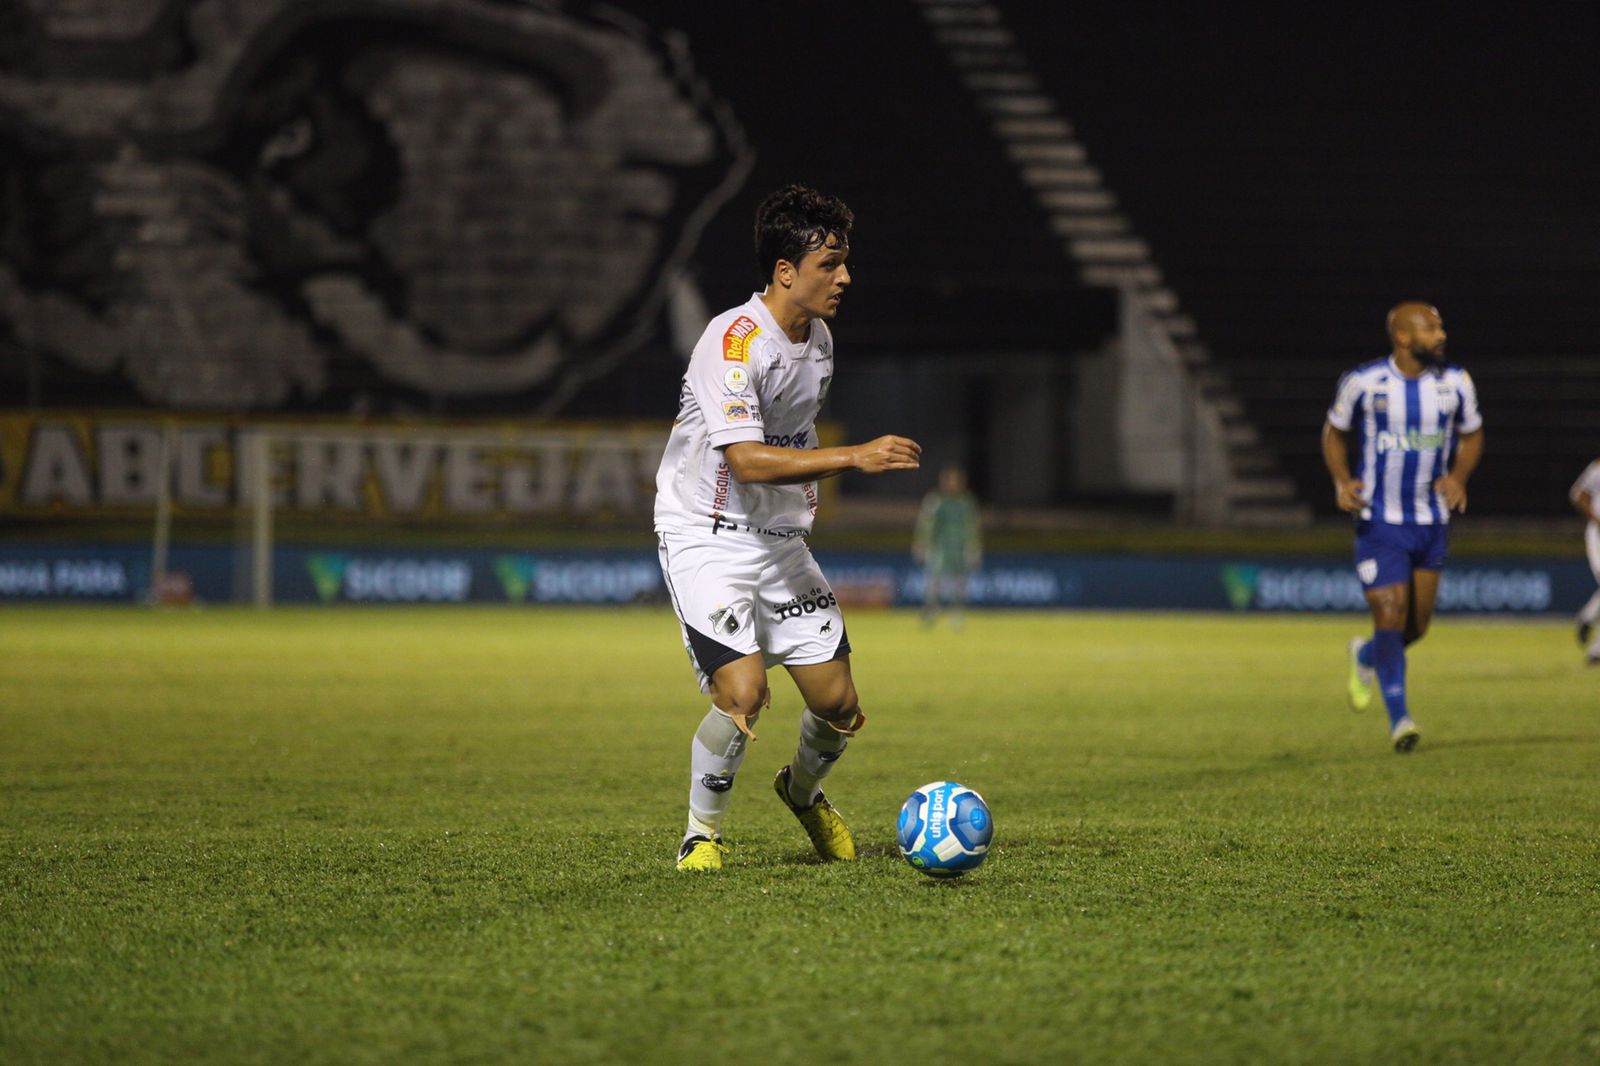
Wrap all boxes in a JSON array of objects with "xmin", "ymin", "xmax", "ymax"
[
  {"xmin": 1435, "ymin": 429, "xmax": 1483, "ymax": 513},
  {"xmin": 1435, "ymin": 370, "xmax": 1484, "ymax": 513},
  {"xmin": 964, "ymin": 496, "xmax": 983, "ymax": 568}
]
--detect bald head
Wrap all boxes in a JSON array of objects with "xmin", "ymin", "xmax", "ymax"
[
  {"xmin": 1387, "ymin": 302, "xmax": 1447, "ymax": 368},
  {"xmin": 1387, "ymin": 302, "xmax": 1440, "ymax": 343}
]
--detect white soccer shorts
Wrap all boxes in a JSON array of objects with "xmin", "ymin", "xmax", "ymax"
[{"xmin": 657, "ymin": 530, "xmax": 850, "ymax": 693}]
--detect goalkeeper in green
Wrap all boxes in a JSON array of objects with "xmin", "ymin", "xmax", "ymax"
[{"xmin": 913, "ymin": 465, "xmax": 982, "ymax": 629}]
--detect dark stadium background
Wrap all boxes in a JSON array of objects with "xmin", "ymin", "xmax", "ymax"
[{"xmin": 2, "ymin": 0, "xmax": 1596, "ymax": 595}]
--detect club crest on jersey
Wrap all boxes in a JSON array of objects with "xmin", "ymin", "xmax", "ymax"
[
  {"xmin": 723, "ymin": 399, "xmax": 757, "ymax": 423},
  {"xmin": 1357, "ymin": 559, "xmax": 1379, "ymax": 585},
  {"xmin": 708, "ymin": 606, "xmax": 739, "ymax": 635},
  {"xmin": 722, "ymin": 316, "xmax": 761, "ymax": 362}
]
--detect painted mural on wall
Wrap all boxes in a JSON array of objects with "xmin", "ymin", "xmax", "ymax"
[{"xmin": 0, "ymin": 0, "xmax": 748, "ymax": 412}]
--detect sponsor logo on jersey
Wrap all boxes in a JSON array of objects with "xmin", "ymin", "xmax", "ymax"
[
  {"xmin": 723, "ymin": 399, "xmax": 755, "ymax": 423},
  {"xmin": 1375, "ymin": 429, "xmax": 1446, "ymax": 454},
  {"xmin": 722, "ymin": 316, "xmax": 761, "ymax": 362},
  {"xmin": 724, "ymin": 366, "xmax": 749, "ymax": 392},
  {"xmin": 763, "ymin": 431, "xmax": 809, "ymax": 448},
  {"xmin": 771, "ymin": 586, "xmax": 837, "ymax": 622},
  {"xmin": 712, "ymin": 462, "xmax": 731, "ymax": 510}
]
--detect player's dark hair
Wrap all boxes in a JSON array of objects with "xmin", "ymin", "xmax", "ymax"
[{"xmin": 754, "ymin": 184, "xmax": 853, "ymax": 280}]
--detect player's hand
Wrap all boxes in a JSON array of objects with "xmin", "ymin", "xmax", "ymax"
[
  {"xmin": 852, "ymin": 435, "xmax": 921, "ymax": 474},
  {"xmin": 1434, "ymin": 474, "xmax": 1468, "ymax": 513},
  {"xmin": 1334, "ymin": 478, "xmax": 1368, "ymax": 513}
]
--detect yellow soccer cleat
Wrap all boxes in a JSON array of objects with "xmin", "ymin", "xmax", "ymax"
[
  {"xmin": 773, "ymin": 766, "xmax": 856, "ymax": 862},
  {"xmin": 1346, "ymin": 636, "xmax": 1375, "ymax": 713},
  {"xmin": 675, "ymin": 835, "xmax": 729, "ymax": 872}
]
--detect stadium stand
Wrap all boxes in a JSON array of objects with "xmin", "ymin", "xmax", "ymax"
[
  {"xmin": 1006, "ymin": 2, "xmax": 1600, "ymax": 517},
  {"xmin": 3, "ymin": 1, "xmax": 1594, "ymax": 518}
]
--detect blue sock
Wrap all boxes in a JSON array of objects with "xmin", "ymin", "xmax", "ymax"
[
  {"xmin": 1371, "ymin": 628, "xmax": 1408, "ymax": 728},
  {"xmin": 1357, "ymin": 640, "xmax": 1375, "ymax": 669}
]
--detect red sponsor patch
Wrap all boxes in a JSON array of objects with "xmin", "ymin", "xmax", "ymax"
[{"xmin": 722, "ymin": 316, "xmax": 761, "ymax": 362}]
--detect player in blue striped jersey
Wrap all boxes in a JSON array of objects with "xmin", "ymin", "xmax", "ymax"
[{"xmin": 1321, "ymin": 303, "xmax": 1484, "ymax": 752}]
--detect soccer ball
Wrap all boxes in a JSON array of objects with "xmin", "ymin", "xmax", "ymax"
[{"xmin": 897, "ymin": 781, "xmax": 992, "ymax": 877}]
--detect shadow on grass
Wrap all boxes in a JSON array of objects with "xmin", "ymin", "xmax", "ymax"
[
  {"xmin": 916, "ymin": 876, "xmax": 975, "ymax": 889},
  {"xmin": 1421, "ymin": 733, "xmax": 1596, "ymax": 751},
  {"xmin": 781, "ymin": 840, "xmax": 901, "ymax": 866}
]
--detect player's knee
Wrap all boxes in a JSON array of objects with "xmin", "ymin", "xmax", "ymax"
[
  {"xmin": 713, "ymin": 678, "xmax": 768, "ymax": 721},
  {"xmin": 809, "ymin": 684, "xmax": 860, "ymax": 726},
  {"xmin": 1371, "ymin": 598, "xmax": 1408, "ymax": 630}
]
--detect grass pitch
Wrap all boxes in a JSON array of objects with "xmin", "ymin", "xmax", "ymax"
[{"xmin": 2, "ymin": 607, "xmax": 1597, "ymax": 1065}]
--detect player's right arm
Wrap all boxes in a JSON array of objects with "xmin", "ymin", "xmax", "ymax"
[
  {"xmin": 1321, "ymin": 422, "xmax": 1366, "ymax": 513},
  {"xmin": 722, "ymin": 436, "xmax": 921, "ymax": 486},
  {"xmin": 1323, "ymin": 371, "xmax": 1367, "ymax": 514}
]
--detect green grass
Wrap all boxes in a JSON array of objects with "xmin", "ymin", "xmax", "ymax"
[{"xmin": 2, "ymin": 607, "xmax": 1598, "ymax": 1065}]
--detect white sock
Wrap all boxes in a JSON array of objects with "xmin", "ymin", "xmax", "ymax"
[
  {"xmin": 685, "ymin": 707, "xmax": 749, "ymax": 843},
  {"xmin": 786, "ymin": 708, "xmax": 848, "ymax": 808},
  {"xmin": 1580, "ymin": 589, "xmax": 1600, "ymax": 626}
]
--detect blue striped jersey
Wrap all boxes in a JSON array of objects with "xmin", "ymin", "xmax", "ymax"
[{"xmin": 1327, "ymin": 357, "xmax": 1483, "ymax": 525}]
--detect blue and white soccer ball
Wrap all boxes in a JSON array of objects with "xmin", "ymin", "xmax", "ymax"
[{"xmin": 897, "ymin": 781, "xmax": 993, "ymax": 877}]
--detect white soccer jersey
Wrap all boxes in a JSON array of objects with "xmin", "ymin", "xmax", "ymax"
[
  {"xmin": 1326, "ymin": 356, "xmax": 1483, "ymax": 525},
  {"xmin": 654, "ymin": 294, "xmax": 834, "ymax": 536},
  {"xmin": 1571, "ymin": 460, "xmax": 1600, "ymax": 522}
]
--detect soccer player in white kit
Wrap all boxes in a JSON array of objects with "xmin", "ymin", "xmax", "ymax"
[
  {"xmin": 654, "ymin": 184, "xmax": 922, "ymax": 871},
  {"xmin": 1568, "ymin": 458, "xmax": 1600, "ymax": 664}
]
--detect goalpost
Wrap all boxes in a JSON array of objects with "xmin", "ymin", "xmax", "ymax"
[
  {"xmin": 242, "ymin": 430, "xmax": 273, "ymax": 608},
  {"xmin": 150, "ymin": 419, "xmax": 176, "ymax": 598}
]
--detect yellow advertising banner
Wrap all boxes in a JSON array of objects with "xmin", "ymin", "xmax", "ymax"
[{"xmin": 0, "ymin": 412, "xmax": 841, "ymax": 521}]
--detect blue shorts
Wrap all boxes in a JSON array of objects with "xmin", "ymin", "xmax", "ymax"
[{"xmin": 1353, "ymin": 520, "xmax": 1449, "ymax": 589}]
